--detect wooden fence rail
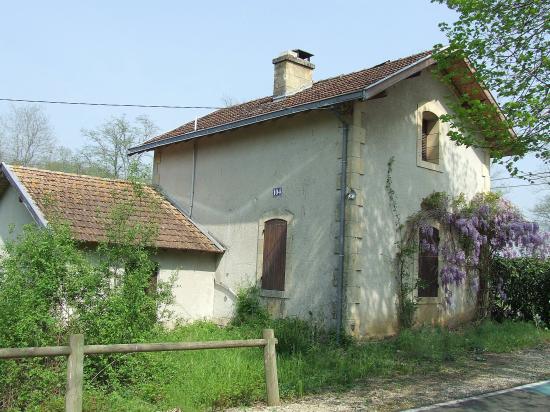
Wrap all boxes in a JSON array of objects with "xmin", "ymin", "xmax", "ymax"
[{"xmin": 0, "ymin": 328, "xmax": 280, "ymax": 412}]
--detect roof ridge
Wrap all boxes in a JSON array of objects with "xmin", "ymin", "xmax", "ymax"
[
  {"xmin": 188, "ymin": 50, "xmax": 432, "ymax": 123},
  {"xmin": 311, "ymin": 49, "xmax": 432, "ymax": 87},
  {"xmin": 8, "ymin": 164, "xmax": 139, "ymax": 185},
  {"xmin": 132, "ymin": 48, "xmax": 435, "ymax": 152}
]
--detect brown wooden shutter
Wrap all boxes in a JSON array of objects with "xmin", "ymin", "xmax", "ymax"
[
  {"xmin": 422, "ymin": 114, "xmax": 439, "ymax": 164},
  {"xmin": 262, "ymin": 219, "xmax": 287, "ymax": 291},
  {"xmin": 422, "ymin": 118, "xmax": 429, "ymax": 161},
  {"xmin": 418, "ymin": 227, "xmax": 439, "ymax": 297}
]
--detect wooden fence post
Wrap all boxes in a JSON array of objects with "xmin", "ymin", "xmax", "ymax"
[
  {"xmin": 262, "ymin": 329, "xmax": 280, "ymax": 406},
  {"xmin": 66, "ymin": 334, "xmax": 84, "ymax": 412}
]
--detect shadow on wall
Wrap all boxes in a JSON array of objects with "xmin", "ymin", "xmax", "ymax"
[
  {"xmin": 355, "ymin": 72, "xmax": 487, "ymax": 336},
  {"xmin": 181, "ymin": 112, "xmax": 342, "ymax": 325}
]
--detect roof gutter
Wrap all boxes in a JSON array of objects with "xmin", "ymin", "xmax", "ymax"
[
  {"xmin": 128, "ymin": 55, "xmax": 436, "ymax": 156},
  {"xmin": 0, "ymin": 162, "xmax": 48, "ymax": 228}
]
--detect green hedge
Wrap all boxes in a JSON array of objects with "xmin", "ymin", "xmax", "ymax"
[{"xmin": 491, "ymin": 257, "xmax": 550, "ymax": 325}]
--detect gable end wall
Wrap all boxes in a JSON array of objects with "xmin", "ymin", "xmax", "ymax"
[{"xmin": 346, "ymin": 69, "xmax": 490, "ymax": 338}]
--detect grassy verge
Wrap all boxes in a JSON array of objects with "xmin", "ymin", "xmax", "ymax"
[{"xmin": 33, "ymin": 319, "xmax": 550, "ymax": 412}]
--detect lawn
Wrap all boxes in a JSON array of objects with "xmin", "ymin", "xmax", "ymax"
[{"xmin": 33, "ymin": 319, "xmax": 550, "ymax": 412}]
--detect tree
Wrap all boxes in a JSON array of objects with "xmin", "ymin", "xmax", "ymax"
[
  {"xmin": 221, "ymin": 95, "xmax": 242, "ymax": 107},
  {"xmin": 433, "ymin": 0, "xmax": 549, "ymax": 174},
  {"xmin": 533, "ymin": 194, "xmax": 550, "ymax": 230},
  {"xmin": 81, "ymin": 115, "xmax": 157, "ymax": 180},
  {"xmin": 0, "ymin": 105, "xmax": 55, "ymax": 166},
  {"xmin": 41, "ymin": 146, "xmax": 111, "ymax": 177}
]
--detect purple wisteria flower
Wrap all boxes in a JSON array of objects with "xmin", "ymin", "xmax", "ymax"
[{"xmin": 414, "ymin": 192, "xmax": 549, "ymax": 305}]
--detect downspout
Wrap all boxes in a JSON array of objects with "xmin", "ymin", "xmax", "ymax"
[
  {"xmin": 189, "ymin": 140, "xmax": 197, "ymax": 218},
  {"xmin": 335, "ymin": 116, "xmax": 349, "ymax": 344}
]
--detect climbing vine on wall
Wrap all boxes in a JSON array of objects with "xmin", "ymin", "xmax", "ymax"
[
  {"xmin": 406, "ymin": 191, "xmax": 549, "ymax": 317},
  {"xmin": 386, "ymin": 157, "xmax": 418, "ymax": 329},
  {"xmin": 386, "ymin": 157, "xmax": 549, "ymax": 322}
]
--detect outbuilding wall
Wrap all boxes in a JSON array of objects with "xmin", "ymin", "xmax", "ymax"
[
  {"xmin": 0, "ymin": 186, "xmax": 34, "ymax": 251},
  {"xmin": 156, "ymin": 249, "xmax": 219, "ymax": 324}
]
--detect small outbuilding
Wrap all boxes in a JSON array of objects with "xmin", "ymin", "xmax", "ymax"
[{"xmin": 0, "ymin": 163, "xmax": 225, "ymax": 322}]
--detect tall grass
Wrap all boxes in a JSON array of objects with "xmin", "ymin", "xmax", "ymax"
[{"xmin": 32, "ymin": 319, "xmax": 550, "ymax": 412}]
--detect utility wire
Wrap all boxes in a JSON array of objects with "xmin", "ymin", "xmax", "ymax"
[
  {"xmin": 0, "ymin": 98, "xmax": 222, "ymax": 110},
  {"xmin": 491, "ymin": 171, "xmax": 550, "ymax": 181},
  {"xmin": 491, "ymin": 175, "xmax": 550, "ymax": 183},
  {"xmin": 492, "ymin": 182, "xmax": 550, "ymax": 189}
]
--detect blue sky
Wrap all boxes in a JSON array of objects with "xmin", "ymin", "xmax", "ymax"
[{"xmin": 0, "ymin": 1, "xmax": 546, "ymax": 215}]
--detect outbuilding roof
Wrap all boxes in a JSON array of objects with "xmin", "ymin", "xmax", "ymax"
[{"xmin": 0, "ymin": 163, "xmax": 223, "ymax": 253}]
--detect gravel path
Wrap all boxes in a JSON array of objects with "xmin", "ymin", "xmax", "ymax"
[{"xmin": 227, "ymin": 345, "xmax": 550, "ymax": 412}]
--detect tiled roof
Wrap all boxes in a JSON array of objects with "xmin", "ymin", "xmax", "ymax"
[
  {"xmin": 145, "ymin": 50, "xmax": 432, "ymax": 146},
  {"xmin": 7, "ymin": 165, "xmax": 222, "ymax": 253}
]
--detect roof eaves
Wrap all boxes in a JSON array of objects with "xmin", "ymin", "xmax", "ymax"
[
  {"xmin": 154, "ymin": 186, "xmax": 225, "ymax": 253},
  {"xmin": 460, "ymin": 58, "xmax": 517, "ymax": 140},
  {"xmin": 128, "ymin": 90, "xmax": 365, "ymax": 155},
  {"xmin": 362, "ymin": 54, "xmax": 435, "ymax": 100},
  {"xmin": 0, "ymin": 162, "xmax": 48, "ymax": 228}
]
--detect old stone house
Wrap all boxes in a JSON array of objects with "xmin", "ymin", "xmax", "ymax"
[
  {"xmin": 127, "ymin": 49, "xmax": 498, "ymax": 337},
  {"xmin": 0, "ymin": 49, "xmax": 501, "ymax": 337}
]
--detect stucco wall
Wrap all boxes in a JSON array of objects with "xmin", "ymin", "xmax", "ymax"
[
  {"xmin": 0, "ymin": 183, "xmax": 218, "ymax": 324},
  {"xmin": 346, "ymin": 69, "xmax": 490, "ymax": 337},
  {"xmin": 155, "ymin": 249, "xmax": 219, "ymax": 324},
  {"xmin": 154, "ymin": 111, "xmax": 342, "ymax": 325},
  {"xmin": 153, "ymin": 69, "xmax": 491, "ymax": 336},
  {"xmin": 0, "ymin": 186, "xmax": 34, "ymax": 251}
]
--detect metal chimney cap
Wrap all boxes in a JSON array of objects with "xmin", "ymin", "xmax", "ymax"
[{"xmin": 292, "ymin": 49, "xmax": 314, "ymax": 61}]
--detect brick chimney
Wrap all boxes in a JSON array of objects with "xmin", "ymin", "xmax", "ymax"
[{"xmin": 272, "ymin": 49, "xmax": 315, "ymax": 98}]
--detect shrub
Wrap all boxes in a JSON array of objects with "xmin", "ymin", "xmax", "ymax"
[
  {"xmin": 491, "ymin": 257, "xmax": 550, "ymax": 325},
  {"xmin": 231, "ymin": 286, "xmax": 270, "ymax": 326},
  {"xmin": 0, "ymin": 184, "xmax": 172, "ymax": 409},
  {"xmin": 231, "ymin": 286, "xmax": 340, "ymax": 354}
]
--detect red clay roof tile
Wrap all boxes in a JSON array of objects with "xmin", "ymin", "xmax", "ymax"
[
  {"xmin": 145, "ymin": 50, "xmax": 432, "ymax": 146},
  {"xmin": 9, "ymin": 165, "xmax": 222, "ymax": 253}
]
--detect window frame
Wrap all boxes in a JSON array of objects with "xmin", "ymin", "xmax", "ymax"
[
  {"xmin": 421, "ymin": 112, "xmax": 440, "ymax": 165},
  {"xmin": 417, "ymin": 226, "xmax": 440, "ymax": 298},
  {"xmin": 416, "ymin": 103, "xmax": 444, "ymax": 173}
]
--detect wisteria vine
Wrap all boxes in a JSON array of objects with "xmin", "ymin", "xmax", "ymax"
[{"xmin": 407, "ymin": 192, "xmax": 549, "ymax": 309}]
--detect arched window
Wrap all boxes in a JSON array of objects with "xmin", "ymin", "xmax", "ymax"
[
  {"xmin": 421, "ymin": 111, "xmax": 439, "ymax": 164},
  {"xmin": 261, "ymin": 219, "xmax": 287, "ymax": 291},
  {"xmin": 418, "ymin": 226, "xmax": 439, "ymax": 297}
]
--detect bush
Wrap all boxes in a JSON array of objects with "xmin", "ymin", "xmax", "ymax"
[
  {"xmin": 491, "ymin": 257, "xmax": 550, "ymax": 325},
  {"xmin": 0, "ymin": 185, "xmax": 172, "ymax": 410},
  {"xmin": 231, "ymin": 286, "xmax": 341, "ymax": 355},
  {"xmin": 231, "ymin": 286, "xmax": 270, "ymax": 326}
]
